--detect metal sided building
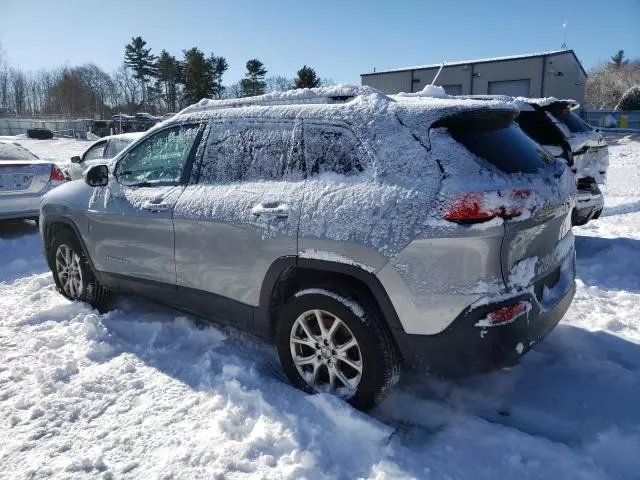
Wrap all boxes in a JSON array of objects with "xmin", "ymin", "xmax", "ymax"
[{"xmin": 361, "ymin": 50, "xmax": 588, "ymax": 105}]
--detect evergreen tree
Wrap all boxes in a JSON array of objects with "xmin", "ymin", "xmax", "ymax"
[
  {"xmin": 209, "ymin": 54, "xmax": 228, "ymax": 99},
  {"xmin": 610, "ymin": 50, "xmax": 629, "ymax": 69},
  {"xmin": 124, "ymin": 36, "xmax": 156, "ymax": 109},
  {"xmin": 156, "ymin": 50, "xmax": 180, "ymax": 112},
  {"xmin": 240, "ymin": 59, "xmax": 267, "ymax": 97},
  {"xmin": 182, "ymin": 47, "xmax": 214, "ymax": 104},
  {"xmin": 293, "ymin": 65, "xmax": 320, "ymax": 89}
]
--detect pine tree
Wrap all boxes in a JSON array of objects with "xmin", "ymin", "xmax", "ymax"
[
  {"xmin": 182, "ymin": 47, "xmax": 214, "ymax": 104},
  {"xmin": 124, "ymin": 36, "xmax": 156, "ymax": 109},
  {"xmin": 209, "ymin": 54, "xmax": 228, "ymax": 99},
  {"xmin": 156, "ymin": 50, "xmax": 180, "ymax": 112},
  {"xmin": 293, "ymin": 65, "xmax": 320, "ymax": 89},
  {"xmin": 240, "ymin": 59, "xmax": 267, "ymax": 97},
  {"xmin": 610, "ymin": 50, "xmax": 629, "ymax": 69}
]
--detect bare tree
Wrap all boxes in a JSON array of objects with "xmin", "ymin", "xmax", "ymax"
[
  {"xmin": 265, "ymin": 75, "xmax": 293, "ymax": 93},
  {"xmin": 113, "ymin": 64, "xmax": 140, "ymax": 112},
  {"xmin": 10, "ymin": 68, "xmax": 27, "ymax": 114},
  {"xmin": 585, "ymin": 55, "xmax": 640, "ymax": 109}
]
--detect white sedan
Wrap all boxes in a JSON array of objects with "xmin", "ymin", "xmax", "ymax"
[
  {"xmin": 0, "ymin": 140, "xmax": 66, "ymax": 222},
  {"xmin": 64, "ymin": 132, "xmax": 144, "ymax": 180}
]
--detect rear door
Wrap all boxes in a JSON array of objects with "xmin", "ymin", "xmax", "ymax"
[
  {"xmin": 172, "ymin": 118, "xmax": 304, "ymax": 325},
  {"xmin": 86, "ymin": 123, "xmax": 203, "ymax": 286}
]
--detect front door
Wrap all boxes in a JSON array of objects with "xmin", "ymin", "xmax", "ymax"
[{"xmin": 86, "ymin": 123, "xmax": 203, "ymax": 286}]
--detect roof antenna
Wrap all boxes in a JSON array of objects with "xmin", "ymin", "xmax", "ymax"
[
  {"xmin": 561, "ymin": 20, "xmax": 568, "ymax": 49},
  {"xmin": 431, "ymin": 62, "xmax": 445, "ymax": 85}
]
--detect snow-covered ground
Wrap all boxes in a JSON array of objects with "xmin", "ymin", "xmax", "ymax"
[{"xmin": 1, "ymin": 134, "xmax": 639, "ymax": 479}]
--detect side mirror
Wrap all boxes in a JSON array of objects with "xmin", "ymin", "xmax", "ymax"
[
  {"xmin": 70, "ymin": 155, "xmax": 82, "ymax": 164},
  {"xmin": 84, "ymin": 164, "xmax": 109, "ymax": 187}
]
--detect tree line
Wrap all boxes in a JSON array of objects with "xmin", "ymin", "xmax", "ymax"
[{"xmin": 0, "ymin": 37, "xmax": 330, "ymax": 119}]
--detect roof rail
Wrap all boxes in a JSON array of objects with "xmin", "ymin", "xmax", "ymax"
[{"xmin": 179, "ymin": 84, "xmax": 372, "ymax": 114}]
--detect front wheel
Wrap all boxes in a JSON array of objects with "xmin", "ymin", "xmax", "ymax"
[
  {"xmin": 277, "ymin": 287, "xmax": 400, "ymax": 410},
  {"xmin": 48, "ymin": 228, "xmax": 108, "ymax": 308}
]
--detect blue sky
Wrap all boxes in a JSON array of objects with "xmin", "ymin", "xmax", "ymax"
[{"xmin": 1, "ymin": 0, "xmax": 639, "ymax": 84}]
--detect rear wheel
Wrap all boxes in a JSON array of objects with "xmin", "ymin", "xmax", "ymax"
[
  {"xmin": 48, "ymin": 228, "xmax": 108, "ymax": 309},
  {"xmin": 277, "ymin": 287, "xmax": 400, "ymax": 410}
]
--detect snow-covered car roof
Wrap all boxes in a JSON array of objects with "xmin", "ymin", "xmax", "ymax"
[
  {"xmin": 453, "ymin": 95, "xmax": 580, "ymax": 112},
  {"xmin": 101, "ymin": 132, "xmax": 145, "ymax": 142},
  {"xmin": 162, "ymin": 85, "xmax": 519, "ymax": 132}
]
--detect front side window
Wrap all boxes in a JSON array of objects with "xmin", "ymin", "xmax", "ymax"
[
  {"xmin": 303, "ymin": 124, "xmax": 367, "ymax": 176},
  {"xmin": 115, "ymin": 124, "xmax": 200, "ymax": 185},
  {"xmin": 83, "ymin": 141, "xmax": 106, "ymax": 161},
  {"xmin": 199, "ymin": 120, "xmax": 298, "ymax": 184}
]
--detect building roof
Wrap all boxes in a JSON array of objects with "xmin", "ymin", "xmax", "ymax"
[{"xmin": 361, "ymin": 49, "xmax": 588, "ymax": 78}]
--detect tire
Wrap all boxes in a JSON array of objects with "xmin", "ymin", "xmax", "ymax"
[
  {"xmin": 48, "ymin": 227, "xmax": 108, "ymax": 309},
  {"xmin": 277, "ymin": 286, "xmax": 400, "ymax": 410}
]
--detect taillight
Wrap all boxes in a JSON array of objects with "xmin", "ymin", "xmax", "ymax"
[
  {"xmin": 444, "ymin": 188, "xmax": 532, "ymax": 224},
  {"xmin": 50, "ymin": 165, "xmax": 65, "ymax": 182},
  {"xmin": 474, "ymin": 301, "xmax": 530, "ymax": 328}
]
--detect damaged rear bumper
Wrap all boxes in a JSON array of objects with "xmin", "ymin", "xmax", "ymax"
[
  {"xmin": 572, "ymin": 184, "xmax": 604, "ymax": 226},
  {"xmin": 391, "ymin": 253, "xmax": 576, "ymax": 376}
]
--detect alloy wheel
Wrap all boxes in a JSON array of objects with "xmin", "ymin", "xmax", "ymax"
[
  {"xmin": 55, "ymin": 244, "xmax": 84, "ymax": 299},
  {"xmin": 290, "ymin": 309, "xmax": 363, "ymax": 398}
]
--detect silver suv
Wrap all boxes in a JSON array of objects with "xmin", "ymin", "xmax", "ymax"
[{"xmin": 40, "ymin": 86, "xmax": 576, "ymax": 409}]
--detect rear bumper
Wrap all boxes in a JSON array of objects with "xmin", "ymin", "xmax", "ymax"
[
  {"xmin": 0, "ymin": 183, "xmax": 61, "ymax": 220},
  {"xmin": 572, "ymin": 189, "xmax": 604, "ymax": 226},
  {"xmin": 392, "ymin": 254, "xmax": 576, "ymax": 376}
]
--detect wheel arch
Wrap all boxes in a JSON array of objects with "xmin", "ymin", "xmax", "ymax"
[
  {"xmin": 256, "ymin": 257, "xmax": 404, "ymax": 340},
  {"xmin": 42, "ymin": 216, "xmax": 95, "ymax": 272}
]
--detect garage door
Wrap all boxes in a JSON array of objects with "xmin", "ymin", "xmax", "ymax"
[
  {"xmin": 488, "ymin": 79, "xmax": 531, "ymax": 97},
  {"xmin": 442, "ymin": 84, "xmax": 462, "ymax": 95}
]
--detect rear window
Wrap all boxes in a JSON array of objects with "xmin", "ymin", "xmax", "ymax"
[
  {"xmin": 516, "ymin": 111, "xmax": 565, "ymax": 146},
  {"xmin": 443, "ymin": 112, "xmax": 555, "ymax": 174},
  {"xmin": 548, "ymin": 106, "xmax": 591, "ymax": 133},
  {"xmin": 0, "ymin": 143, "xmax": 39, "ymax": 161}
]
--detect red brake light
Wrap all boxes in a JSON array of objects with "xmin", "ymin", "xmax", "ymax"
[
  {"xmin": 444, "ymin": 188, "xmax": 532, "ymax": 224},
  {"xmin": 50, "ymin": 165, "xmax": 65, "ymax": 182},
  {"xmin": 474, "ymin": 301, "xmax": 530, "ymax": 328}
]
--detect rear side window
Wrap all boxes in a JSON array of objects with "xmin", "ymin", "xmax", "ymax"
[
  {"xmin": 547, "ymin": 106, "xmax": 591, "ymax": 133},
  {"xmin": 445, "ymin": 113, "xmax": 555, "ymax": 174},
  {"xmin": 0, "ymin": 143, "xmax": 38, "ymax": 161},
  {"xmin": 199, "ymin": 120, "xmax": 299, "ymax": 183},
  {"xmin": 105, "ymin": 139, "xmax": 132, "ymax": 158},
  {"xmin": 303, "ymin": 124, "xmax": 367, "ymax": 176}
]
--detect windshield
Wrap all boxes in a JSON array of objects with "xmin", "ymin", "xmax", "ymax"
[
  {"xmin": 442, "ymin": 112, "xmax": 556, "ymax": 174},
  {"xmin": 548, "ymin": 106, "xmax": 592, "ymax": 133},
  {"xmin": 0, "ymin": 143, "xmax": 39, "ymax": 161}
]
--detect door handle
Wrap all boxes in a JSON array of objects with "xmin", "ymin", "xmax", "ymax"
[
  {"xmin": 251, "ymin": 202, "xmax": 289, "ymax": 218},
  {"xmin": 142, "ymin": 200, "xmax": 172, "ymax": 212}
]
